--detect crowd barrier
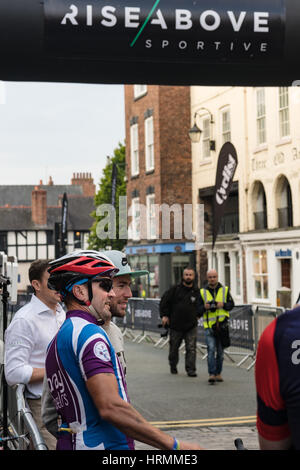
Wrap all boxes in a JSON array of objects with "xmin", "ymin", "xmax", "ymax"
[
  {"xmin": 114, "ymin": 298, "xmax": 286, "ymax": 371},
  {"xmin": 0, "ymin": 381, "xmax": 47, "ymax": 450}
]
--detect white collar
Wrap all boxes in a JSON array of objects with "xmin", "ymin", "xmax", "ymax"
[{"xmin": 30, "ymin": 294, "xmax": 62, "ymax": 315}]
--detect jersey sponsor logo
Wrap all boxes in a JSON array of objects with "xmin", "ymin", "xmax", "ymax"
[
  {"xmin": 93, "ymin": 341, "xmax": 111, "ymax": 362},
  {"xmin": 291, "ymin": 339, "xmax": 300, "ymax": 365},
  {"xmin": 47, "ymin": 371, "xmax": 69, "ymax": 408}
]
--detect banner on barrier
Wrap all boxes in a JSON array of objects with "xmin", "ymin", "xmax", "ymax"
[
  {"xmin": 117, "ymin": 299, "xmax": 254, "ymax": 351},
  {"xmin": 196, "ymin": 306, "xmax": 254, "ymax": 350},
  {"xmin": 127, "ymin": 298, "xmax": 161, "ymax": 332}
]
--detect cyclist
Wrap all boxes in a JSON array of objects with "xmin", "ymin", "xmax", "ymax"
[
  {"xmin": 255, "ymin": 307, "xmax": 300, "ymax": 450},
  {"xmin": 45, "ymin": 250, "xmax": 202, "ymax": 451}
]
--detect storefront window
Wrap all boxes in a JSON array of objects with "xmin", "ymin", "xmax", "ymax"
[
  {"xmin": 127, "ymin": 254, "xmax": 159, "ymax": 298},
  {"xmin": 172, "ymin": 254, "xmax": 191, "ymax": 285},
  {"xmin": 148, "ymin": 255, "xmax": 159, "ymax": 298},
  {"xmin": 253, "ymin": 250, "xmax": 269, "ymax": 299}
]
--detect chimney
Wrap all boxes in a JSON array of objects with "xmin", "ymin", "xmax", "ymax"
[
  {"xmin": 71, "ymin": 172, "xmax": 96, "ymax": 197},
  {"xmin": 48, "ymin": 176, "xmax": 54, "ymax": 186},
  {"xmin": 32, "ymin": 185, "xmax": 47, "ymax": 225}
]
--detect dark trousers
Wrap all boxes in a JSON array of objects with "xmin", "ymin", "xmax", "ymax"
[{"xmin": 168, "ymin": 327, "xmax": 197, "ymax": 374}]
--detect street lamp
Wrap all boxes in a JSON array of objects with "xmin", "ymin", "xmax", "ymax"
[{"xmin": 189, "ymin": 107, "xmax": 215, "ymax": 150}]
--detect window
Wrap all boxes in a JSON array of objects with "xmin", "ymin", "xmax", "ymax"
[
  {"xmin": 145, "ymin": 116, "xmax": 154, "ymax": 171},
  {"xmin": 256, "ymin": 88, "xmax": 266, "ymax": 145},
  {"xmin": 253, "ymin": 182, "xmax": 267, "ymax": 229},
  {"xmin": 6, "ymin": 230, "xmax": 54, "ymax": 261},
  {"xmin": 130, "ymin": 123, "xmax": 139, "ymax": 176},
  {"xmin": 224, "ymin": 252, "xmax": 231, "ymax": 287},
  {"xmin": 146, "ymin": 194, "xmax": 157, "ymax": 240},
  {"xmin": 253, "ymin": 250, "xmax": 268, "ymax": 299},
  {"xmin": 281, "ymin": 259, "xmax": 291, "ymax": 289},
  {"xmin": 74, "ymin": 231, "xmax": 82, "ymax": 249},
  {"xmin": 134, "ymin": 85, "xmax": 147, "ymax": 99},
  {"xmin": 212, "ymin": 252, "xmax": 218, "ymax": 272},
  {"xmin": 0, "ymin": 232, "xmax": 7, "ymax": 253},
  {"xmin": 279, "ymin": 87, "xmax": 290, "ymax": 138},
  {"xmin": 275, "ymin": 176, "xmax": 293, "ymax": 228},
  {"xmin": 202, "ymin": 117, "xmax": 211, "ymax": 159},
  {"xmin": 221, "ymin": 108, "xmax": 231, "ymax": 143},
  {"xmin": 234, "ymin": 251, "xmax": 241, "ymax": 296},
  {"xmin": 131, "ymin": 197, "xmax": 141, "ymax": 240}
]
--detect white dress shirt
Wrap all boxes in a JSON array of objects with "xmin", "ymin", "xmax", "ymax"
[{"xmin": 4, "ymin": 295, "xmax": 65, "ymax": 399}]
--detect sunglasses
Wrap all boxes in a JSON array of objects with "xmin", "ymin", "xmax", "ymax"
[{"xmin": 93, "ymin": 278, "xmax": 113, "ymax": 292}]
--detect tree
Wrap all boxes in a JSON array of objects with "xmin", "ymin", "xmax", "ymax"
[{"xmin": 88, "ymin": 142, "xmax": 126, "ymax": 251}]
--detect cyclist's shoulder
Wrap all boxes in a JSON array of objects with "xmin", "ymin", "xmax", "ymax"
[{"xmin": 275, "ymin": 307, "xmax": 300, "ymax": 341}]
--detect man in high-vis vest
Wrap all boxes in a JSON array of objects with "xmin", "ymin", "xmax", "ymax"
[{"xmin": 198, "ymin": 269, "xmax": 234, "ymax": 384}]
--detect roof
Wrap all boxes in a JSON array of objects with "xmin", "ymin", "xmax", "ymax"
[
  {"xmin": 0, "ymin": 185, "xmax": 83, "ymax": 207},
  {"xmin": 0, "ymin": 197, "xmax": 95, "ymax": 231}
]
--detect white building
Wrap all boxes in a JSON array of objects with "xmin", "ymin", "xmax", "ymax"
[{"xmin": 192, "ymin": 86, "xmax": 300, "ymax": 309}]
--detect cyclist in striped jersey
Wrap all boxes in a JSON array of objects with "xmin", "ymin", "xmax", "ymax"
[{"xmin": 45, "ymin": 250, "xmax": 202, "ymax": 451}]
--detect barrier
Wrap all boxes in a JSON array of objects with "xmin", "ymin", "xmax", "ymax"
[
  {"xmin": 115, "ymin": 298, "xmax": 257, "ymax": 368},
  {"xmin": 242, "ymin": 305, "xmax": 286, "ymax": 371},
  {"xmin": 0, "ymin": 383, "xmax": 47, "ymax": 450},
  {"xmin": 124, "ymin": 298, "xmax": 161, "ymax": 344},
  {"xmin": 254, "ymin": 305, "xmax": 285, "ymax": 346}
]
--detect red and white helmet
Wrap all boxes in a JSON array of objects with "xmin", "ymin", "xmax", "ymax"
[{"xmin": 48, "ymin": 250, "xmax": 119, "ymax": 301}]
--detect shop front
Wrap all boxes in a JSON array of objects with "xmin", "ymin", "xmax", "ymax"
[
  {"xmin": 126, "ymin": 242, "xmax": 196, "ymax": 298},
  {"xmin": 240, "ymin": 230, "xmax": 300, "ymax": 310}
]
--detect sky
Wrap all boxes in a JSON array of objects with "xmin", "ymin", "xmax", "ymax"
[{"xmin": 0, "ymin": 81, "xmax": 125, "ymax": 188}]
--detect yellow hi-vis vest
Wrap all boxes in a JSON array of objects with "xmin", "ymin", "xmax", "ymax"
[{"xmin": 200, "ymin": 286, "xmax": 230, "ymax": 329}]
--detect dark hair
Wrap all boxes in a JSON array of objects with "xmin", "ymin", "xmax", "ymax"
[
  {"xmin": 29, "ymin": 259, "xmax": 50, "ymax": 293},
  {"xmin": 183, "ymin": 266, "xmax": 195, "ymax": 273}
]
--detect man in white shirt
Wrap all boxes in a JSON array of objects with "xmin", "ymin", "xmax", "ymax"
[{"xmin": 4, "ymin": 259, "xmax": 65, "ymax": 450}]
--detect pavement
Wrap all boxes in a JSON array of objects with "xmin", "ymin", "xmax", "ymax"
[{"xmin": 123, "ymin": 331, "xmax": 259, "ymax": 450}]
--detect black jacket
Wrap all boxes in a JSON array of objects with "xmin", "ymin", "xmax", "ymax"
[
  {"xmin": 159, "ymin": 283, "xmax": 201, "ymax": 332},
  {"xmin": 198, "ymin": 282, "xmax": 235, "ymax": 317}
]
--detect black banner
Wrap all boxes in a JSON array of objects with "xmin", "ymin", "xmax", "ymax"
[
  {"xmin": 44, "ymin": 0, "xmax": 285, "ymax": 63},
  {"xmin": 111, "ymin": 162, "xmax": 117, "ymax": 208},
  {"xmin": 212, "ymin": 142, "xmax": 238, "ymax": 250},
  {"xmin": 2, "ymin": 0, "xmax": 300, "ymax": 85},
  {"xmin": 61, "ymin": 192, "xmax": 68, "ymax": 256}
]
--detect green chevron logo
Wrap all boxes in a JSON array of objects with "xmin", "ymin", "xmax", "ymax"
[{"xmin": 130, "ymin": 0, "xmax": 161, "ymax": 47}]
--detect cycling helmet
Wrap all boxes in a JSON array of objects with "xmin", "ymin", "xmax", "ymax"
[{"xmin": 48, "ymin": 250, "xmax": 119, "ymax": 309}]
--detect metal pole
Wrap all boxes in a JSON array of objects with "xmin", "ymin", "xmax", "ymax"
[{"xmin": 1, "ymin": 278, "xmax": 10, "ymax": 450}]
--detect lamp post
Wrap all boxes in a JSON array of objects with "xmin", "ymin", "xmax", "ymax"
[{"xmin": 189, "ymin": 107, "xmax": 215, "ymax": 150}]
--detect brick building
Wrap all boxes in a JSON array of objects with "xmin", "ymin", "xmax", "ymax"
[
  {"xmin": 124, "ymin": 85, "xmax": 195, "ymax": 297},
  {"xmin": 0, "ymin": 173, "xmax": 95, "ymax": 292}
]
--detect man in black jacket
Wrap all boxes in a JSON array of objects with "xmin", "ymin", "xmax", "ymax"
[{"xmin": 159, "ymin": 268, "xmax": 201, "ymax": 377}]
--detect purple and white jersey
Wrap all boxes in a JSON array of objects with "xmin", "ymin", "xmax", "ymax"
[{"xmin": 45, "ymin": 310, "xmax": 134, "ymax": 450}]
